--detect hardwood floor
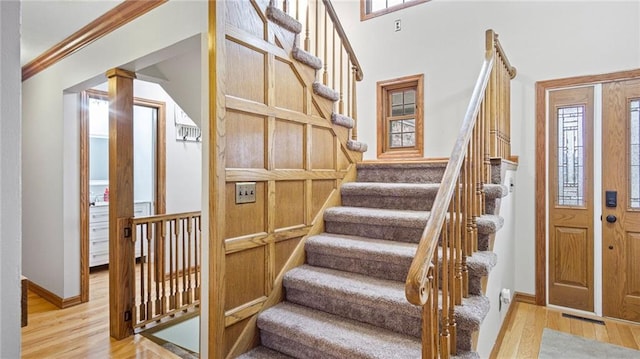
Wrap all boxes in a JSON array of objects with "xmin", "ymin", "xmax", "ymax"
[
  {"xmin": 492, "ymin": 301, "xmax": 640, "ymax": 358},
  {"xmin": 21, "ymin": 269, "xmax": 181, "ymax": 359}
]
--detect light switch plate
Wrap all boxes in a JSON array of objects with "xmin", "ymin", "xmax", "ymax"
[{"xmin": 235, "ymin": 182, "xmax": 256, "ymax": 204}]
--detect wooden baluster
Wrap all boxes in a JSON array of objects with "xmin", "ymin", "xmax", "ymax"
[
  {"xmin": 138, "ymin": 223, "xmax": 146, "ymax": 321},
  {"xmin": 463, "ymin": 153, "xmax": 471, "ymax": 297},
  {"xmin": 169, "ymin": 219, "xmax": 176, "ymax": 310},
  {"xmin": 174, "ymin": 218, "xmax": 181, "ymax": 307},
  {"xmin": 440, "ymin": 220, "xmax": 451, "ymax": 359},
  {"xmin": 304, "ymin": 0, "xmax": 310, "ymax": 52},
  {"xmin": 351, "ymin": 66, "xmax": 358, "ymax": 140},
  {"xmin": 283, "ymin": 0, "xmax": 289, "ymax": 14},
  {"xmin": 146, "ymin": 222, "xmax": 153, "ymax": 320},
  {"xmin": 314, "ymin": 0, "xmax": 319, "ymax": 59},
  {"xmin": 448, "ymin": 197, "xmax": 457, "ymax": 355},
  {"xmin": 454, "ymin": 174, "xmax": 463, "ymax": 305},
  {"xmin": 186, "ymin": 216, "xmax": 193, "ymax": 304},
  {"xmin": 323, "ymin": 5, "xmax": 328, "ymax": 85},
  {"xmin": 473, "ymin": 123, "xmax": 480, "ymax": 253},
  {"xmin": 182, "ymin": 217, "xmax": 189, "ymax": 305},
  {"xmin": 158, "ymin": 220, "xmax": 167, "ymax": 314},
  {"xmin": 422, "ymin": 267, "xmax": 435, "ymax": 359},
  {"xmin": 332, "ymin": 25, "xmax": 336, "ymax": 91},
  {"xmin": 433, "ymin": 242, "xmax": 441, "ymax": 359},
  {"xmin": 347, "ymin": 59, "xmax": 352, "ymax": 119},
  {"xmin": 339, "ymin": 43, "xmax": 344, "ymax": 114},
  {"xmin": 194, "ymin": 215, "xmax": 201, "ymax": 301},
  {"xmin": 295, "ymin": 0, "xmax": 299, "ymax": 20},
  {"xmin": 479, "ymin": 99, "xmax": 486, "ymax": 214}
]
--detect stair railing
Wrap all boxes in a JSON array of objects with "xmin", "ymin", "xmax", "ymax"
[
  {"xmin": 131, "ymin": 211, "xmax": 202, "ymax": 329},
  {"xmin": 405, "ymin": 29, "xmax": 516, "ymax": 358},
  {"xmin": 271, "ymin": 0, "xmax": 364, "ymax": 141}
]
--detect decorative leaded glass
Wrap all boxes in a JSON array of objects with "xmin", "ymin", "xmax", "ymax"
[
  {"xmin": 630, "ymin": 100, "xmax": 640, "ymax": 208},
  {"xmin": 557, "ymin": 106, "xmax": 585, "ymax": 206}
]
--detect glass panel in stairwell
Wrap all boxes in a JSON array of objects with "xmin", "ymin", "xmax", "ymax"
[
  {"xmin": 630, "ymin": 100, "xmax": 640, "ymax": 208},
  {"xmin": 391, "ymin": 120, "xmax": 402, "ymax": 133},
  {"xmin": 391, "ymin": 92, "xmax": 403, "ymax": 105},
  {"xmin": 392, "ymin": 105, "xmax": 403, "ymax": 116},
  {"xmin": 556, "ymin": 105, "xmax": 585, "ymax": 207},
  {"xmin": 405, "ymin": 89, "xmax": 416, "ymax": 104},
  {"xmin": 402, "ymin": 119, "xmax": 415, "ymax": 132},
  {"xmin": 403, "ymin": 133, "xmax": 415, "ymax": 147},
  {"xmin": 370, "ymin": 0, "xmax": 386, "ymax": 12}
]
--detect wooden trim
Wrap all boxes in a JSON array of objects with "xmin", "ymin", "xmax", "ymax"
[
  {"xmin": 513, "ymin": 292, "xmax": 537, "ymax": 305},
  {"xmin": 209, "ymin": 0, "xmax": 227, "ymax": 357},
  {"xmin": 534, "ymin": 68, "xmax": 640, "ymax": 307},
  {"xmin": 360, "ymin": 0, "xmax": 430, "ymax": 21},
  {"xmin": 376, "ymin": 74, "xmax": 424, "ymax": 160},
  {"xmin": 21, "ymin": 0, "xmax": 167, "ymax": 81},
  {"xmin": 28, "ymin": 280, "xmax": 82, "ymax": 309},
  {"xmin": 226, "ymin": 169, "xmax": 348, "ymax": 182},
  {"xmin": 80, "ymin": 91, "xmax": 90, "ymax": 303},
  {"xmin": 488, "ymin": 301, "xmax": 520, "ymax": 359}
]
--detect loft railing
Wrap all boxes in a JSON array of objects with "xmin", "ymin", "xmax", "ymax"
[
  {"xmin": 131, "ymin": 211, "xmax": 202, "ymax": 328},
  {"xmin": 271, "ymin": 0, "xmax": 364, "ymax": 141},
  {"xmin": 405, "ymin": 29, "xmax": 516, "ymax": 358}
]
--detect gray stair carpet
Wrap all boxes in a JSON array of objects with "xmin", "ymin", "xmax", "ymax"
[{"xmin": 239, "ymin": 161, "xmax": 504, "ymax": 358}]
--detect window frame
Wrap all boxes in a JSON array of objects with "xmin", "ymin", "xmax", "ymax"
[
  {"xmin": 360, "ymin": 0, "xmax": 430, "ymax": 21},
  {"xmin": 376, "ymin": 74, "xmax": 424, "ymax": 159}
]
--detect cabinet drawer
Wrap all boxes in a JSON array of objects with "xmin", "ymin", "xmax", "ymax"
[
  {"xmin": 134, "ymin": 202, "xmax": 151, "ymax": 217},
  {"xmin": 89, "ymin": 223, "xmax": 109, "ymax": 240},
  {"xmin": 90, "ymin": 250, "xmax": 109, "ymax": 267},
  {"xmin": 89, "ymin": 207, "xmax": 109, "ymax": 223},
  {"xmin": 90, "ymin": 238, "xmax": 109, "ymax": 253}
]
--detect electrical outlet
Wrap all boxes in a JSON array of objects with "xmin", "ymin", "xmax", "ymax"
[
  {"xmin": 394, "ymin": 19, "xmax": 401, "ymax": 32},
  {"xmin": 235, "ymin": 182, "xmax": 256, "ymax": 204}
]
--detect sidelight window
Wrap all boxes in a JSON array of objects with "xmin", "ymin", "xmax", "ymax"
[
  {"xmin": 630, "ymin": 100, "xmax": 640, "ymax": 208},
  {"xmin": 556, "ymin": 105, "xmax": 585, "ymax": 207}
]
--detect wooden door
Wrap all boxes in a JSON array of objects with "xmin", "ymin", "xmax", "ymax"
[
  {"xmin": 602, "ymin": 79, "xmax": 640, "ymax": 321},
  {"xmin": 548, "ymin": 86, "xmax": 594, "ymax": 311}
]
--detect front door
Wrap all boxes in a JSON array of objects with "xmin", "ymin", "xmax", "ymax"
[
  {"xmin": 548, "ymin": 86, "xmax": 595, "ymax": 312},
  {"xmin": 602, "ymin": 78, "xmax": 640, "ymax": 321}
]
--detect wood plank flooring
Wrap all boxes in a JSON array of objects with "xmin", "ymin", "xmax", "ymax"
[
  {"xmin": 21, "ymin": 269, "xmax": 181, "ymax": 359},
  {"xmin": 492, "ymin": 301, "xmax": 640, "ymax": 358}
]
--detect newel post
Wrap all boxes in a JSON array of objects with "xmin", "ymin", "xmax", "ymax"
[{"xmin": 107, "ymin": 68, "xmax": 136, "ymax": 339}]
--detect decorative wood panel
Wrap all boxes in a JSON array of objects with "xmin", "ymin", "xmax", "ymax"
[
  {"xmin": 626, "ymin": 232, "xmax": 640, "ymax": 297},
  {"xmin": 220, "ymin": 1, "xmax": 362, "ymax": 356},
  {"xmin": 225, "ymin": 247, "xmax": 266, "ymax": 311},
  {"xmin": 226, "ymin": 110, "xmax": 266, "ymax": 169},
  {"xmin": 552, "ymin": 227, "xmax": 589, "ymax": 287}
]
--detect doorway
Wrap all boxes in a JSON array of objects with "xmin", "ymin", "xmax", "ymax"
[
  {"xmin": 79, "ymin": 87, "xmax": 167, "ymax": 302},
  {"xmin": 537, "ymin": 69, "xmax": 640, "ymax": 323}
]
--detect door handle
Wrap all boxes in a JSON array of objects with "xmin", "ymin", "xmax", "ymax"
[{"xmin": 606, "ymin": 214, "xmax": 617, "ymax": 223}]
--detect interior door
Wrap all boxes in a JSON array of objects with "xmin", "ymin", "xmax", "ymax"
[
  {"xmin": 548, "ymin": 86, "xmax": 595, "ymax": 312},
  {"xmin": 602, "ymin": 78, "xmax": 640, "ymax": 321}
]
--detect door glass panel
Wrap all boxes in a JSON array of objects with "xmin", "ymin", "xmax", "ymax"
[
  {"xmin": 630, "ymin": 100, "xmax": 640, "ymax": 208},
  {"xmin": 389, "ymin": 119, "xmax": 415, "ymax": 148},
  {"xmin": 557, "ymin": 106, "xmax": 585, "ymax": 206}
]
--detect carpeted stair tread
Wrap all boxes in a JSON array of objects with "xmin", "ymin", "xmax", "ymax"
[
  {"xmin": 437, "ymin": 293, "xmax": 490, "ymax": 332},
  {"xmin": 347, "ymin": 140, "xmax": 368, "ymax": 153},
  {"xmin": 305, "ymin": 233, "xmax": 416, "ymax": 281},
  {"xmin": 284, "ymin": 265, "xmax": 488, "ymax": 338},
  {"xmin": 356, "ymin": 161, "xmax": 447, "ymax": 183},
  {"xmin": 484, "ymin": 183, "xmax": 508, "ymax": 199},
  {"xmin": 331, "ymin": 112, "xmax": 355, "ymax": 129},
  {"xmin": 324, "ymin": 206, "xmax": 429, "ymax": 228},
  {"xmin": 477, "ymin": 214, "xmax": 504, "ymax": 234},
  {"xmin": 341, "ymin": 182, "xmax": 440, "ymax": 210},
  {"xmin": 266, "ymin": 5, "xmax": 302, "ymax": 34},
  {"xmin": 257, "ymin": 302, "xmax": 421, "ymax": 359},
  {"xmin": 437, "ymin": 247, "xmax": 497, "ymax": 278},
  {"xmin": 312, "ymin": 81, "xmax": 339, "ymax": 102},
  {"xmin": 237, "ymin": 346, "xmax": 295, "ymax": 359},
  {"xmin": 292, "ymin": 47, "xmax": 322, "ymax": 70}
]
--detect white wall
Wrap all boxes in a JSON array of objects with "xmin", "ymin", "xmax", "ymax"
[
  {"xmin": 132, "ymin": 80, "xmax": 202, "ymax": 213},
  {"xmin": 478, "ymin": 169, "xmax": 516, "ymax": 358},
  {"xmin": 333, "ymin": 0, "xmax": 640, "ymax": 296},
  {"xmin": 22, "ymin": 1, "xmax": 208, "ymax": 300},
  {"xmin": 0, "ymin": 1, "xmax": 22, "ymax": 356}
]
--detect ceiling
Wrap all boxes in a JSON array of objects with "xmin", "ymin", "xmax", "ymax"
[{"xmin": 20, "ymin": 0, "xmax": 124, "ymax": 66}]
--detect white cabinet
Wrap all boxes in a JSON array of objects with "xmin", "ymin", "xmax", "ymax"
[{"xmin": 89, "ymin": 202, "xmax": 151, "ymax": 267}]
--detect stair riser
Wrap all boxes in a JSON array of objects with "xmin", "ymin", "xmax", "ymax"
[
  {"xmin": 286, "ymin": 288, "xmax": 421, "ymax": 337},
  {"xmin": 356, "ymin": 167, "xmax": 445, "ymax": 184},
  {"xmin": 325, "ymin": 222, "xmax": 425, "ymax": 243},
  {"xmin": 341, "ymin": 195, "xmax": 435, "ymax": 211},
  {"xmin": 306, "ymin": 252, "xmax": 410, "ymax": 282},
  {"xmin": 260, "ymin": 331, "xmax": 343, "ymax": 359}
]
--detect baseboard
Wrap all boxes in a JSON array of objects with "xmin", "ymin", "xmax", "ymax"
[
  {"xmin": 513, "ymin": 291, "xmax": 536, "ymax": 305},
  {"xmin": 489, "ymin": 299, "xmax": 519, "ymax": 359},
  {"xmin": 28, "ymin": 280, "xmax": 82, "ymax": 309}
]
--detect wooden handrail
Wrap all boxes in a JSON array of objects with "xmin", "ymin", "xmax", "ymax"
[
  {"xmin": 131, "ymin": 211, "xmax": 201, "ymax": 226},
  {"xmin": 405, "ymin": 57, "xmax": 494, "ymax": 305},
  {"xmin": 321, "ymin": 0, "xmax": 364, "ymax": 81}
]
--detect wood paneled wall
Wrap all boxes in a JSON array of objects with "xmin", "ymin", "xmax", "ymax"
[{"xmin": 218, "ymin": 0, "xmax": 360, "ymax": 356}]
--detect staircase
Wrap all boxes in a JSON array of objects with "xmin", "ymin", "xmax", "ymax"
[
  {"xmin": 226, "ymin": 1, "xmax": 517, "ymax": 357},
  {"xmin": 238, "ymin": 162, "xmax": 508, "ymax": 358}
]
